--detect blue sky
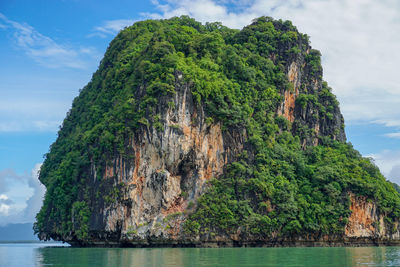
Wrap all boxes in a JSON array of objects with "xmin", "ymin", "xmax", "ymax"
[{"xmin": 0, "ymin": 0, "xmax": 400, "ymax": 225}]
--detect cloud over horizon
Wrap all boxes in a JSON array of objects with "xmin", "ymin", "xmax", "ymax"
[
  {"xmin": 0, "ymin": 164, "xmax": 45, "ymax": 226},
  {"xmin": 368, "ymin": 149, "xmax": 400, "ymax": 185}
]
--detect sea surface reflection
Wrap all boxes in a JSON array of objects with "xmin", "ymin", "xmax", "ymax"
[{"xmin": 1, "ymin": 243, "xmax": 400, "ymax": 267}]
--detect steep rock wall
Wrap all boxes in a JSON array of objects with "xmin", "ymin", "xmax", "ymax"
[
  {"xmin": 345, "ymin": 193, "xmax": 400, "ymax": 241},
  {"xmin": 78, "ymin": 75, "xmax": 398, "ymax": 246},
  {"xmin": 83, "ymin": 73, "xmax": 246, "ymax": 245},
  {"xmin": 85, "ymin": 50, "xmax": 348, "ymax": 245},
  {"xmin": 277, "ymin": 54, "xmax": 346, "ymax": 147}
]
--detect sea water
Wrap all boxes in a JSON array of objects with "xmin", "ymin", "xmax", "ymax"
[{"xmin": 1, "ymin": 243, "xmax": 400, "ymax": 267}]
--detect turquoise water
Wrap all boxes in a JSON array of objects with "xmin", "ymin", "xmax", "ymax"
[{"xmin": 1, "ymin": 243, "xmax": 400, "ymax": 266}]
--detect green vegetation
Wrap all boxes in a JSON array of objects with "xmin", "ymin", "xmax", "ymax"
[
  {"xmin": 34, "ymin": 16, "xmax": 400, "ymax": 241},
  {"xmin": 104, "ymin": 186, "xmax": 122, "ymax": 204},
  {"xmin": 391, "ymin": 182, "xmax": 400, "ymax": 194},
  {"xmin": 185, "ymin": 140, "xmax": 400, "ymax": 237},
  {"xmin": 127, "ymin": 226, "xmax": 137, "ymax": 236},
  {"xmin": 71, "ymin": 201, "xmax": 90, "ymax": 240}
]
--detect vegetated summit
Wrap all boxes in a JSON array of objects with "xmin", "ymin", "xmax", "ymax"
[{"xmin": 34, "ymin": 16, "xmax": 400, "ymax": 247}]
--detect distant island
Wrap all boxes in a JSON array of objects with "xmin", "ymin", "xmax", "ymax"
[
  {"xmin": 0, "ymin": 223, "xmax": 38, "ymax": 241},
  {"xmin": 34, "ymin": 16, "xmax": 400, "ymax": 247}
]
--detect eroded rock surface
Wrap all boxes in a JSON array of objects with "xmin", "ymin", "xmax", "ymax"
[
  {"xmin": 345, "ymin": 193, "xmax": 400, "ymax": 241},
  {"xmin": 85, "ymin": 74, "xmax": 246, "ymax": 245}
]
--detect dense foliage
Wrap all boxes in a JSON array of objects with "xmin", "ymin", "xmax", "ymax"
[
  {"xmin": 185, "ymin": 141, "xmax": 400, "ymax": 237},
  {"xmin": 392, "ymin": 182, "xmax": 400, "ymax": 194},
  {"xmin": 34, "ymin": 16, "xmax": 400, "ymax": 240}
]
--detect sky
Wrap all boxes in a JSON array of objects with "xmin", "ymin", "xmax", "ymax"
[{"xmin": 0, "ymin": 0, "xmax": 400, "ymax": 226}]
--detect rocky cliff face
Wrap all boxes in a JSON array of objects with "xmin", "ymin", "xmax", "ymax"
[
  {"xmin": 35, "ymin": 16, "xmax": 400, "ymax": 247},
  {"xmin": 277, "ymin": 53, "xmax": 346, "ymax": 147},
  {"xmin": 77, "ymin": 75, "xmax": 398, "ymax": 247},
  {"xmin": 345, "ymin": 194, "xmax": 400, "ymax": 241},
  {"xmin": 74, "ymin": 72, "xmax": 397, "ymax": 247},
  {"xmin": 86, "ymin": 72, "xmax": 246, "ymax": 245}
]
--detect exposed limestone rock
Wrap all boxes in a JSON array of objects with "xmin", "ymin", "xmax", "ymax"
[
  {"xmin": 84, "ymin": 73, "xmax": 246, "ymax": 245},
  {"xmin": 345, "ymin": 193, "xmax": 400, "ymax": 241},
  {"xmin": 277, "ymin": 53, "xmax": 346, "ymax": 147},
  {"xmin": 79, "ymin": 74, "xmax": 398, "ymax": 247}
]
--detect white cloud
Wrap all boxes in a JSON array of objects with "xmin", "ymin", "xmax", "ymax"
[
  {"xmin": 0, "ymin": 13, "xmax": 99, "ymax": 69},
  {"xmin": 91, "ymin": 19, "xmax": 136, "ymax": 38},
  {"xmin": 0, "ymin": 193, "xmax": 13, "ymax": 216},
  {"xmin": 384, "ymin": 133, "xmax": 400, "ymax": 139},
  {"xmin": 0, "ymin": 164, "xmax": 45, "ymax": 226},
  {"xmin": 0, "ymin": 97, "xmax": 71, "ymax": 132},
  {"xmin": 374, "ymin": 120, "xmax": 400, "ymax": 128},
  {"xmin": 0, "ymin": 121, "xmax": 60, "ymax": 132},
  {"xmin": 0, "ymin": 68, "xmax": 92, "ymax": 133},
  {"xmin": 0, "ymin": 204, "xmax": 10, "ymax": 216},
  {"xmin": 368, "ymin": 150, "xmax": 400, "ymax": 184},
  {"xmin": 144, "ymin": 0, "xmax": 255, "ymax": 26},
  {"xmin": 146, "ymin": 0, "xmax": 400, "ymax": 128},
  {"xmin": 389, "ymin": 165, "xmax": 400, "ymax": 185},
  {"xmin": 23, "ymin": 164, "xmax": 45, "ymax": 222}
]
